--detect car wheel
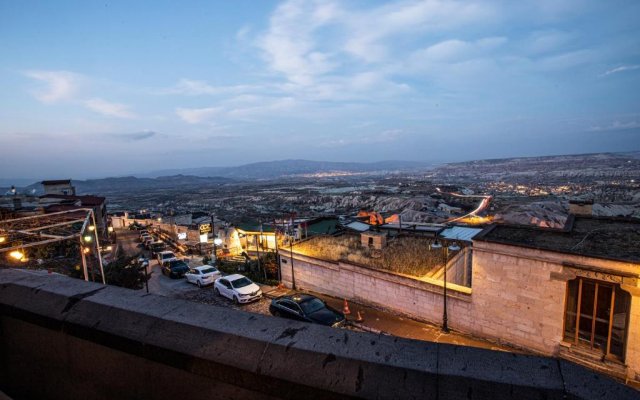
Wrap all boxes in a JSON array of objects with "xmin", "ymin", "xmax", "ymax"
[
  {"xmin": 197, "ymin": 280, "xmax": 202, "ymax": 288},
  {"xmin": 214, "ymin": 287, "xmax": 220, "ymax": 296},
  {"xmin": 233, "ymin": 296, "xmax": 239, "ymax": 305}
]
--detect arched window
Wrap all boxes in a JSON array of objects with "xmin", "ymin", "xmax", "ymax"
[{"xmin": 563, "ymin": 277, "xmax": 630, "ymax": 360}]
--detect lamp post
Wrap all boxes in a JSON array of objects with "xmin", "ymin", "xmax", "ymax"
[
  {"xmin": 430, "ymin": 237, "xmax": 460, "ymax": 333},
  {"xmin": 213, "ymin": 237, "xmax": 222, "ymax": 267}
]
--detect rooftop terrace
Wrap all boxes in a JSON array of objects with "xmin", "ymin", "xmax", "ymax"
[
  {"xmin": 292, "ymin": 233, "xmax": 461, "ymax": 277},
  {"xmin": 475, "ymin": 216, "xmax": 640, "ymax": 263}
]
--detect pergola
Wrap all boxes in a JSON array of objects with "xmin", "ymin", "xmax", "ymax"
[{"xmin": 0, "ymin": 208, "xmax": 105, "ymax": 283}]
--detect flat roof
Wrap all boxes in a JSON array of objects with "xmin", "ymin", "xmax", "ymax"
[
  {"xmin": 475, "ymin": 216, "xmax": 640, "ymax": 263},
  {"xmin": 440, "ymin": 226, "xmax": 483, "ymax": 242}
]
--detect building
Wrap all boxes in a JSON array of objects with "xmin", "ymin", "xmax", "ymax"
[
  {"xmin": 41, "ymin": 179, "xmax": 76, "ymax": 196},
  {"xmin": 473, "ymin": 215, "xmax": 640, "ymax": 380},
  {"xmin": 278, "ymin": 215, "xmax": 640, "ymax": 382},
  {"xmin": 39, "ymin": 194, "xmax": 107, "ymax": 237}
]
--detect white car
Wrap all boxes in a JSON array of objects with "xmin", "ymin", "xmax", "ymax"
[
  {"xmin": 185, "ymin": 266, "xmax": 221, "ymax": 288},
  {"xmin": 157, "ymin": 250, "xmax": 178, "ymax": 265},
  {"xmin": 214, "ymin": 274, "xmax": 262, "ymax": 304}
]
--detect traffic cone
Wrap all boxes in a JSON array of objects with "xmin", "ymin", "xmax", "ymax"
[
  {"xmin": 356, "ymin": 310, "xmax": 364, "ymax": 322},
  {"xmin": 343, "ymin": 299, "xmax": 351, "ymax": 315}
]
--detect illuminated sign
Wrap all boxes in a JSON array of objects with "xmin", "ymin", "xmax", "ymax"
[
  {"xmin": 199, "ymin": 223, "xmax": 212, "ymax": 235},
  {"xmin": 177, "ymin": 232, "xmax": 187, "ymax": 240},
  {"xmin": 199, "ymin": 234, "xmax": 208, "ymax": 243}
]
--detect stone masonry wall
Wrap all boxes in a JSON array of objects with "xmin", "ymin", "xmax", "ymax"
[{"xmin": 280, "ymin": 242, "xmax": 640, "ymax": 380}]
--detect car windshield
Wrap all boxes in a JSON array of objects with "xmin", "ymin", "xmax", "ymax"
[
  {"xmin": 162, "ymin": 253, "xmax": 175, "ymax": 259},
  {"xmin": 200, "ymin": 267, "xmax": 217, "ymax": 274},
  {"xmin": 299, "ymin": 298, "xmax": 325, "ymax": 314},
  {"xmin": 171, "ymin": 261, "xmax": 188, "ymax": 269},
  {"xmin": 231, "ymin": 277, "xmax": 252, "ymax": 288}
]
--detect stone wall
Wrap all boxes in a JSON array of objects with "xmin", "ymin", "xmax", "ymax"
[
  {"xmin": 280, "ymin": 252, "xmax": 472, "ymax": 330},
  {"xmin": 280, "ymin": 242, "xmax": 640, "ymax": 381},
  {"xmin": 1, "ymin": 269, "xmax": 636, "ymax": 400}
]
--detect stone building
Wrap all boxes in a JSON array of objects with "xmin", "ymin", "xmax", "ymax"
[
  {"xmin": 278, "ymin": 215, "xmax": 640, "ymax": 383},
  {"xmin": 41, "ymin": 179, "xmax": 76, "ymax": 196},
  {"xmin": 473, "ymin": 215, "xmax": 640, "ymax": 381}
]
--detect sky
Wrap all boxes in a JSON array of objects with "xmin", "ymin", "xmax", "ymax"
[{"xmin": 1, "ymin": 0, "xmax": 639, "ymax": 179}]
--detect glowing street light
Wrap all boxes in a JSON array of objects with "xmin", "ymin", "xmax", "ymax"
[
  {"xmin": 82, "ymin": 247, "xmax": 90, "ymax": 254},
  {"xmin": 9, "ymin": 250, "xmax": 24, "ymax": 261},
  {"xmin": 0, "ymin": 236, "xmax": 6, "ymax": 243},
  {"xmin": 83, "ymin": 235, "xmax": 93, "ymax": 242},
  {"xmin": 107, "ymin": 226, "xmax": 114, "ymax": 233},
  {"xmin": 88, "ymin": 226, "xmax": 95, "ymax": 231},
  {"xmin": 430, "ymin": 237, "xmax": 461, "ymax": 334}
]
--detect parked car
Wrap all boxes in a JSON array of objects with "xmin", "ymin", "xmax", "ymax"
[
  {"xmin": 137, "ymin": 256, "xmax": 149, "ymax": 268},
  {"xmin": 214, "ymin": 274, "xmax": 262, "ymax": 304},
  {"xmin": 162, "ymin": 260, "xmax": 190, "ymax": 278},
  {"xmin": 269, "ymin": 294, "xmax": 345, "ymax": 327},
  {"xmin": 185, "ymin": 266, "xmax": 221, "ymax": 288},
  {"xmin": 150, "ymin": 241, "xmax": 166, "ymax": 256},
  {"xmin": 157, "ymin": 250, "xmax": 178, "ymax": 265}
]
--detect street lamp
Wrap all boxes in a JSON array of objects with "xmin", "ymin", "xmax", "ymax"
[
  {"xmin": 213, "ymin": 237, "xmax": 222, "ymax": 266},
  {"xmin": 430, "ymin": 238, "xmax": 460, "ymax": 333}
]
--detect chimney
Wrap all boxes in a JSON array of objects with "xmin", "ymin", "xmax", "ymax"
[
  {"xmin": 360, "ymin": 231, "xmax": 387, "ymax": 250},
  {"xmin": 568, "ymin": 199, "xmax": 593, "ymax": 216}
]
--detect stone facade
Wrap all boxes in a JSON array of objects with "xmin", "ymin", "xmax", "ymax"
[{"xmin": 280, "ymin": 240, "xmax": 640, "ymax": 381}]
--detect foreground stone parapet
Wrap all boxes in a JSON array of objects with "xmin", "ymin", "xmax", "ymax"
[{"xmin": 0, "ymin": 269, "xmax": 637, "ymax": 399}]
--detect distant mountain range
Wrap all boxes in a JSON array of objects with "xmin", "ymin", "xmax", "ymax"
[
  {"xmin": 13, "ymin": 175, "xmax": 233, "ymax": 196},
  {"xmin": 138, "ymin": 159, "xmax": 435, "ymax": 180}
]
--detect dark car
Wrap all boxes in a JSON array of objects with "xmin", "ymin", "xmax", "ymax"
[
  {"xmin": 269, "ymin": 294, "xmax": 345, "ymax": 327},
  {"xmin": 162, "ymin": 260, "xmax": 189, "ymax": 279}
]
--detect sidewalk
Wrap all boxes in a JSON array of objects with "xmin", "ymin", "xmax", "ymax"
[{"xmin": 262, "ymin": 285, "xmax": 524, "ymax": 354}]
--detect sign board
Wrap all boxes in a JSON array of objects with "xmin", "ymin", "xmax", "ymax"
[
  {"xmin": 177, "ymin": 232, "xmax": 187, "ymax": 240},
  {"xmin": 199, "ymin": 223, "xmax": 212, "ymax": 235},
  {"xmin": 199, "ymin": 234, "xmax": 208, "ymax": 244}
]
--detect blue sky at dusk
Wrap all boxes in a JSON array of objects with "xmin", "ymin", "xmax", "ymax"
[{"xmin": 1, "ymin": 0, "xmax": 639, "ymax": 178}]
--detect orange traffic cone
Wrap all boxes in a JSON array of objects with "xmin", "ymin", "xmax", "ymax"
[
  {"xmin": 356, "ymin": 310, "xmax": 364, "ymax": 322},
  {"xmin": 343, "ymin": 299, "xmax": 351, "ymax": 315}
]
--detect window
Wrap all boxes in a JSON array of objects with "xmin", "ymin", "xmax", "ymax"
[
  {"xmin": 280, "ymin": 301, "xmax": 300, "ymax": 312},
  {"xmin": 563, "ymin": 277, "xmax": 630, "ymax": 360}
]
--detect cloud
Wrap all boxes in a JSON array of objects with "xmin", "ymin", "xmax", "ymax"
[
  {"xmin": 163, "ymin": 79, "xmax": 260, "ymax": 96},
  {"xmin": 343, "ymin": 1, "xmax": 496, "ymax": 62},
  {"xmin": 176, "ymin": 106, "xmax": 222, "ymax": 124},
  {"xmin": 588, "ymin": 120, "xmax": 640, "ymax": 132},
  {"xmin": 257, "ymin": 0, "xmax": 340, "ymax": 85},
  {"xmin": 84, "ymin": 98, "xmax": 136, "ymax": 118},
  {"xmin": 108, "ymin": 130, "xmax": 158, "ymax": 141},
  {"xmin": 602, "ymin": 65, "xmax": 640, "ymax": 76},
  {"xmin": 23, "ymin": 70, "xmax": 81, "ymax": 103},
  {"xmin": 319, "ymin": 129, "xmax": 404, "ymax": 147}
]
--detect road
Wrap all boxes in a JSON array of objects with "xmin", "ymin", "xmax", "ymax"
[{"xmin": 436, "ymin": 187, "xmax": 492, "ymax": 222}]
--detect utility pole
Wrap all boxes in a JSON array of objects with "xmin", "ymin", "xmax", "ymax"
[{"xmin": 211, "ymin": 214, "xmax": 218, "ymax": 267}]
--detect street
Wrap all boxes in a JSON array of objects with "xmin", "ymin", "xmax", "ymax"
[{"xmin": 116, "ymin": 228, "xmax": 521, "ymax": 353}]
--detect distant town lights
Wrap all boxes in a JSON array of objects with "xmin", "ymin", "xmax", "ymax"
[
  {"xmin": 83, "ymin": 235, "xmax": 92, "ymax": 242},
  {"xmin": 0, "ymin": 236, "xmax": 6, "ymax": 243},
  {"xmin": 108, "ymin": 226, "xmax": 114, "ymax": 233},
  {"xmin": 88, "ymin": 226, "xmax": 95, "ymax": 231},
  {"xmin": 82, "ymin": 247, "xmax": 90, "ymax": 254}
]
